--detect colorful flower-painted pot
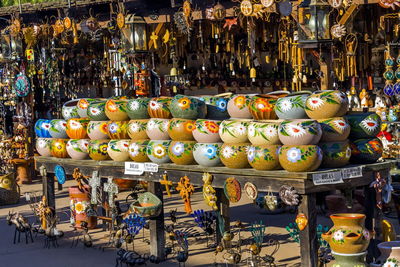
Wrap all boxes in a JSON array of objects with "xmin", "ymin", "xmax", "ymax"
[
  {"xmin": 107, "ymin": 139, "xmax": 130, "ymax": 162},
  {"xmin": 49, "ymin": 119, "xmax": 68, "ymax": 139},
  {"xmin": 305, "ymin": 90, "xmax": 349, "ymax": 119},
  {"xmin": 66, "ymin": 139, "xmax": 90, "ymax": 160},
  {"xmin": 35, "ymin": 138, "xmax": 52, "ymax": 157},
  {"xmin": 193, "ymin": 119, "xmax": 222, "ymax": 143},
  {"xmin": 148, "ymin": 97, "xmax": 172, "ymax": 119},
  {"xmin": 227, "ymin": 95, "xmax": 252, "ymax": 119},
  {"xmin": 105, "ymin": 99, "xmax": 129, "ymax": 121},
  {"xmin": 169, "ymin": 95, "xmax": 207, "ymax": 119},
  {"xmin": 373, "ymin": 241, "xmax": 400, "ymax": 267},
  {"xmin": 331, "ymin": 252, "xmax": 367, "ymax": 267},
  {"xmin": 62, "ymin": 99, "xmax": 80, "ymax": 120},
  {"xmin": 107, "ymin": 121, "xmax": 129, "ymax": 139},
  {"xmin": 278, "ymin": 119, "xmax": 322, "ymax": 145},
  {"xmin": 129, "ymin": 140, "xmax": 150, "ymax": 162},
  {"xmin": 88, "ymin": 101, "xmax": 108, "ymax": 121},
  {"xmin": 127, "ymin": 98, "xmax": 150, "ymax": 119},
  {"xmin": 318, "ymin": 117, "xmax": 350, "ymax": 142},
  {"xmin": 35, "ymin": 119, "xmax": 52, "ymax": 138},
  {"xmin": 168, "ymin": 118, "xmax": 195, "ymax": 141},
  {"xmin": 146, "ymin": 140, "xmax": 171, "ymax": 164},
  {"xmin": 248, "ymin": 92, "xmax": 288, "ymax": 120},
  {"xmin": 127, "ymin": 119, "xmax": 149, "ymax": 140},
  {"xmin": 274, "ymin": 91, "xmax": 310, "ymax": 120},
  {"xmin": 278, "ymin": 145, "xmax": 322, "ymax": 172},
  {"xmin": 321, "ymin": 213, "xmax": 371, "ymax": 254},
  {"xmin": 202, "ymin": 96, "xmax": 230, "ymax": 120},
  {"xmin": 247, "ymin": 145, "xmax": 281, "ymax": 171},
  {"xmin": 50, "ymin": 139, "xmax": 69, "ymax": 158},
  {"xmin": 388, "ymin": 108, "xmax": 399, "ymax": 122},
  {"xmin": 66, "ymin": 118, "xmax": 90, "ymax": 139},
  {"xmin": 320, "ymin": 141, "xmax": 351, "ymax": 168},
  {"xmin": 193, "ymin": 143, "xmax": 222, "ymax": 167},
  {"xmin": 168, "ymin": 141, "xmax": 196, "ymax": 165},
  {"xmin": 350, "ymin": 138, "xmax": 383, "ymax": 164},
  {"xmin": 220, "ymin": 143, "xmax": 251, "ymax": 169},
  {"xmin": 88, "ymin": 140, "xmax": 110, "ymax": 161},
  {"xmin": 248, "ymin": 121, "xmax": 281, "ymax": 145},
  {"xmin": 146, "ymin": 118, "xmax": 170, "ymax": 140},
  {"xmin": 87, "ymin": 121, "xmax": 109, "ymax": 140},
  {"xmin": 69, "ymin": 186, "xmax": 97, "ymax": 229},
  {"xmin": 219, "ymin": 120, "xmax": 250, "ymax": 144},
  {"xmin": 345, "ymin": 113, "xmax": 381, "ymax": 139},
  {"xmin": 77, "ymin": 98, "xmax": 97, "ymax": 118}
]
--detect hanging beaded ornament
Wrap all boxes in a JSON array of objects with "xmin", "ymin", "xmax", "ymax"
[
  {"xmin": 394, "ymin": 54, "xmax": 400, "ymax": 95},
  {"xmin": 384, "ymin": 49, "xmax": 395, "ymax": 97},
  {"xmin": 14, "ymin": 73, "xmax": 30, "ymax": 97}
]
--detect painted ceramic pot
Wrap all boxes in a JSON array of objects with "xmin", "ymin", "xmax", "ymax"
[
  {"xmin": 49, "ymin": 119, "xmax": 68, "ymax": 139},
  {"xmin": 35, "ymin": 138, "xmax": 52, "ymax": 157},
  {"xmin": 88, "ymin": 140, "xmax": 110, "ymax": 161},
  {"xmin": 350, "ymin": 138, "xmax": 383, "ymax": 164},
  {"xmin": 62, "ymin": 99, "xmax": 80, "ymax": 120},
  {"xmin": 278, "ymin": 145, "xmax": 322, "ymax": 172},
  {"xmin": 50, "ymin": 139, "xmax": 69, "ymax": 158},
  {"xmin": 193, "ymin": 143, "xmax": 222, "ymax": 167},
  {"xmin": 219, "ymin": 120, "xmax": 250, "ymax": 143},
  {"xmin": 320, "ymin": 141, "xmax": 351, "ymax": 168},
  {"xmin": 168, "ymin": 118, "xmax": 195, "ymax": 141},
  {"xmin": 169, "ymin": 95, "xmax": 207, "ymax": 119},
  {"xmin": 193, "ymin": 119, "xmax": 222, "ymax": 143},
  {"xmin": 66, "ymin": 139, "xmax": 90, "ymax": 160},
  {"xmin": 107, "ymin": 139, "xmax": 130, "ymax": 162},
  {"xmin": 318, "ymin": 117, "xmax": 350, "ymax": 142},
  {"xmin": 248, "ymin": 92, "xmax": 288, "ymax": 120},
  {"xmin": 107, "ymin": 121, "xmax": 129, "ymax": 139},
  {"xmin": 77, "ymin": 98, "xmax": 97, "ymax": 118},
  {"xmin": 35, "ymin": 119, "xmax": 52, "ymax": 138},
  {"xmin": 87, "ymin": 121, "xmax": 109, "ymax": 140},
  {"xmin": 129, "ymin": 140, "xmax": 150, "ymax": 162},
  {"xmin": 127, "ymin": 119, "xmax": 149, "ymax": 140},
  {"xmin": 305, "ymin": 90, "xmax": 349, "ymax": 119},
  {"xmin": 146, "ymin": 140, "xmax": 171, "ymax": 164},
  {"xmin": 247, "ymin": 145, "xmax": 281, "ymax": 171},
  {"xmin": 274, "ymin": 91, "xmax": 310, "ymax": 119},
  {"xmin": 278, "ymin": 119, "xmax": 322, "ymax": 145},
  {"xmin": 220, "ymin": 143, "xmax": 251, "ymax": 169},
  {"xmin": 105, "ymin": 99, "xmax": 129, "ymax": 121},
  {"xmin": 146, "ymin": 118, "xmax": 170, "ymax": 140},
  {"xmin": 88, "ymin": 101, "xmax": 108, "ymax": 121},
  {"xmin": 388, "ymin": 109, "xmax": 399, "ymax": 122},
  {"xmin": 127, "ymin": 98, "xmax": 150, "ymax": 119},
  {"xmin": 248, "ymin": 121, "xmax": 280, "ymax": 145},
  {"xmin": 202, "ymin": 96, "xmax": 230, "ymax": 120},
  {"xmin": 66, "ymin": 118, "xmax": 90, "ymax": 139},
  {"xmin": 321, "ymin": 213, "xmax": 371, "ymax": 254},
  {"xmin": 168, "ymin": 141, "xmax": 196, "ymax": 165},
  {"xmin": 148, "ymin": 97, "xmax": 172, "ymax": 119},
  {"xmin": 345, "ymin": 113, "xmax": 381, "ymax": 139},
  {"xmin": 227, "ymin": 95, "xmax": 252, "ymax": 119},
  {"xmin": 331, "ymin": 252, "xmax": 367, "ymax": 267},
  {"xmin": 373, "ymin": 241, "xmax": 400, "ymax": 267}
]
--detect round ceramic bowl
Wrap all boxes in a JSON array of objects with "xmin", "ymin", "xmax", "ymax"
[
  {"xmin": 374, "ymin": 241, "xmax": 400, "ymax": 267},
  {"xmin": 107, "ymin": 139, "xmax": 130, "ymax": 162},
  {"xmin": 105, "ymin": 99, "xmax": 129, "ymax": 121},
  {"xmin": 318, "ymin": 117, "xmax": 350, "ymax": 142},
  {"xmin": 169, "ymin": 95, "xmax": 207, "ymax": 119},
  {"xmin": 247, "ymin": 145, "xmax": 281, "ymax": 171},
  {"xmin": 127, "ymin": 119, "xmax": 149, "ymax": 140},
  {"xmin": 202, "ymin": 96, "xmax": 230, "ymax": 120},
  {"xmin": 146, "ymin": 140, "xmax": 171, "ymax": 164},
  {"xmin": 62, "ymin": 99, "xmax": 80, "ymax": 120},
  {"xmin": 88, "ymin": 140, "xmax": 110, "ymax": 161},
  {"xmin": 350, "ymin": 138, "xmax": 383, "ymax": 164},
  {"xmin": 129, "ymin": 139, "xmax": 150, "ymax": 162},
  {"xmin": 227, "ymin": 95, "xmax": 252, "ymax": 119},
  {"xmin": 305, "ymin": 90, "xmax": 349, "ymax": 119},
  {"xmin": 168, "ymin": 141, "xmax": 196, "ymax": 165},
  {"xmin": 77, "ymin": 98, "xmax": 97, "ymax": 118},
  {"xmin": 66, "ymin": 118, "xmax": 90, "ymax": 139},
  {"xmin": 220, "ymin": 143, "xmax": 251, "ymax": 169},
  {"xmin": 49, "ymin": 119, "xmax": 68, "ymax": 139},
  {"xmin": 50, "ymin": 139, "xmax": 69, "ymax": 158},
  {"xmin": 193, "ymin": 143, "xmax": 222, "ymax": 167},
  {"xmin": 320, "ymin": 141, "xmax": 351, "ymax": 168},
  {"xmin": 248, "ymin": 92, "xmax": 288, "ymax": 120},
  {"xmin": 168, "ymin": 118, "xmax": 195, "ymax": 141},
  {"xmin": 146, "ymin": 118, "xmax": 170, "ymax": 140},
  {"xmin": 36, "ymin": 138, "xmax": 52, "ymax": 157},
  {"xmin": 107, "ymin": 121, "xmax": 129, "ymax": 139},
  {"xmin": 127, "ymin": 98, "xmax": 150, "ymax": 119},
  {"xmin": 35, "ymin": 119, "xmax": 52, "ymax": 138},
  {"xmin": 278, "ymin": 119, "xmax": 322, "ymax": 146},
  {"xmin": 66, "ymin": 139, "xmax": 90, "ymax": 160},
  {"xmin": 87, "ymin": 101, "xmax": 108, "ymax": 121},
  {"xmin": 193, "ymin": 119, "xmax": 222, "ymax": 143},
  {"xmin": 345, "ymin": 113, "xmax": 381, "ymax": 139},
  {"xmin": 87, "ymin": 121, "xmax": 109, "ymax": 140},
  {"xmin": 279, "ymin": 145, "xmax": 323, "ymax": 172},
  {"xmin": 148, "ymin": 97, "xmax": 172, "ymax": 119},
  {"xmin": 219, "ymin": 120, "xmax": 250, "ymax": 144},
  {"xmin": 274, "ymin": 91, "xmax": 310, "ymax": 120},
  {"xmin": 248, "ymin": 121, "xmax": 280, "ymax": 145}
]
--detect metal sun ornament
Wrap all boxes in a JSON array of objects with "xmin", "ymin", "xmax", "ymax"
[
  {"xmin": 379, "ymin": 0, "xmax": 400, "ymax": 9},
  {"xmin": 331, "ymin": 24, "xmax": 347, "ymax": 39}
]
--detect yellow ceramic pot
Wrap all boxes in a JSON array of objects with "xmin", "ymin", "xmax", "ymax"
[
  {"xmin": 105, "ymin": 99, "xmax": 129, "ymax": 121},
  {"xmin": 129, "ymin": 140, "xmax": 150, "ymax": 162},
  {"xmin": 168, "ymin": 141, "xmax": 196, "ymax": 165},
  {"xmin": 168, "ymin": 118, "xmax": 195, "ymax": 141},
  {"xmin": 247, "ymin": 145, "xmax": 281, "ymax": 171},
  {"xmin": 278, "ymin": 145, "xmax": 322, "ymax": 172},
  {"xmin": 88, "ymin": 140, "xmax": 110, "ymax": 161},
  {"xmin": 127, "ymin": 119, "xmax": 149, "ymax": 140},
  {"xmin": 107, "ymin": 121, "xmax": 129, "ymax": 139},
  {"xmin": 220, "ymin": 143, "xmax": 251, "ymax": 169},
  {"xmin": 50, "ymin": 139, "xmax": 69, "ymax": 158}
]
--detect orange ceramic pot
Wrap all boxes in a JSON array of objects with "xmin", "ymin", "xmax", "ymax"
[
  {"xmin": 107, "ymin": 121, "xmax": 129, "ymax": 139},
  {"xmin": 66, "ymin": 118, "xmax": 90, "ymax": 139},
  {"xmin": 278, "ymin": 145, "xmax": 322, "ymax": 172},
  {"xmin": 220, "ymin": 143, "xmax": 251, "ymax": 169},
  {"xmin": 129, "ymin": 140, "xmax": 150, "ymax": 162},
  {"xmin": 105, "ymin": 99, "xmax": 129, "ymax": 121},
  {"xmin": 50, "ymin": 139, "xmax": 69, "ymax": 158},
  {"xmin": 168, "ymin": 141, "xmax": 196, "ymax": 165},
  {"xmin": 247, "ymin": 145, "xmax": 281, "ymax": 171},
  {"xmin": 168, "ymin": 118, "xmax": 195, "ymax": 141},
  {"xmin": 305, "ymin": 90, "xmax": 349, "ymax": 119},
  {"xmin": 248, "ymin": 92, "xmax": 288, "ymax": 120},
  {"xmin": 88, "ymin": 140, "xmax": 110, "ymax": 161},
  {"xmin": 148, "ymin": 97, "xmax": 172, "ymax": 119},
  {"xmin": 127, "ymin": 119, "xmax": 149, "ymax": 140}
]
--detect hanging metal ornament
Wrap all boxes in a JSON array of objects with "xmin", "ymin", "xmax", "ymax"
[
  {"xmin": 241, "ymin": 0, "xmax": 254, "ymax": 16},
  {"xmin": 117, "ymin": 13, "xmax": 125, "ymax": 29},
  {"xmin": 174, "ymin": 12, "xmax": 191, "ymax": 35},
  {"xmin": 213, "ymin": 3, "xmax": 226, "ymax": 20},
  {"xmin": 14, "ymin": 73, "xmax": 30, "ymax": 97},
  {"xmin": 53, "ymin": 19, "xmax": 65, "ymax": 36},
  {"xmin": 278, "ymin": 0, "xmax": 293, "ymax": 16},
  {"xmin": 244, "ymin": 182, "xmax": 258, "ymax": 200},
  {"xmin": 183, "ymin": 0, "xmax": 192, "ymax": 25},
  {"xmin": 86, "ymin": 9, "xmax": 99, "ymax": 32},
  {"xmin": 63, "ymin": 17, "xmax": 72, "ymax": 30},
  {"xmin": 331, "ymin": 24, "xmax": 346, "ymax": 39},
  {"xmin": 261, "ymin": 0, "xmax": 275, "ymax": 8},
  {"xmin": 10, "ymin": 17, "xmax": 22, "ymax": 37},
  {"xmin": 223, "ymin": 177, "xmax": 241, "ymax": 203},
  {"xmin": 384, "ymin": 49, "xmax": 395, "ymax": 96},
  {"xmin": 328, "ymin": 0, "xmax": 343, "ymax": 8}
]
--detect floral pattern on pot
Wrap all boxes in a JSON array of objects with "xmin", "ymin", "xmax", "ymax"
[
  {"xmin": 127, "ymin": 119, "xmax": 149, "ymax": 140},
  {"xmin": 248, "ymin": 121, "xmax": 280, "ymax": 145},
  {"xmin": 350, "ymin": 138, "xmax": 383, "ymax": 164},
  {"xmin": 49, "ymin": 119, "xmax": 68, "ymax": 139},
  {"xmin": 107, "ymin": 139, "xmax": 130, "ymax": 162},
  {"xmin": 193, "ymin": 120, "xmax": 222, "ymax": 143},
  {"xmin": 36, "ymin": 138, "xmax": 52, "ymax": 157},
  {"xmin": 50, "ymin": 139, "xmax": 69, "ymax": 158},
  {"xmin": 148, "ymin": 97, "xmax": 172, "ymax": 119},
  {"xmin": 87, "ymin": 121, "xmax": 109, "ymax": 140},
  {"xmin": 227, "ymin": 95, "xmax": 252, "ymax": 119},
  {"xmin": 345, "ymin": 113, "xmax": 381, "ymax": 139},
  {"xmin": 274, "ymin": 92, "xmax": 310, "ymax": 120},
  {"xmin": 193, "ymin": 143, "xmax": 222, "ymax": 167},
  {"xmin": 375, "ymin": 241, "xmax": 400, "ymax": 267},
  {"xmin": 77, "ymin": 98, "xmax": 96, "ymax": 118},
  {"xmin": 383, "ymin": 258, "xmax": 399, "ymax": 267},
  {"xmin": 169, "ymin": 95, "xmax": 207, "ymax": 119},
  {"xmin": 318, "ymin": 117, "xmax": 350, "ymax": 142},
  {"xmin": 219, "ymin": 120, "xmax": 250, "ymax": 144},
  {"xmin": 278, "ymin": 145, "xmax": 322, "ymax": 172},
  {"xmin": 201, "ymin": 96, "xmax": 230, "ymax": 120},
  {"xmin": 129, "ymin": 140, "xmax": 150, "ymax": 162},
  {"xmin": 88, "ymin": 101, "xmax": 108, "ymax": 121},
  {"xmin": 278, "ymin": 120, "xmax": 322, "ymax": 145},
  {"xmin": 146, "ymin": 118, "xmax": 170, "ymax": 140},
  {"xmin": 220, "ymin": 143, "xmax": 251, "ymax": 169},
  {"xmin": 62, "ymin": 99, "xmax": 80, "ymax": 120},
  {"xmin": 105, "ymin": 99, "xmax": 129, "ymax": 121},
  {"xmin": 247, "ymin": 145, "xmax": 281, "ymax": 171},
  {"xmin": 66, "ymin": 118, "xmax": 90, "ymax": 139},
  {"xmin": 168, "ymin": 118, "xmax": 195, "ymax": 141},
  {"xmin": 66, "ymin": 139, "xmax": 90, "ymax": 160},
  {"xmin": 320, "ymin": 141, "xmax": 351, "ymax": 168},
  {"xmin": 35, "ymin": 119, "xmax": 52, "ymax": 138},
  {"xmin": 168, "ymin": 141, "xmax": 196, "ymax": 165},
  {"xmin": 107, "ymin": 121, "xmax": 129, "ymax": 139},
  {"xmin": 248, "ymin": 92, "xmax": 288, "ymax": 120},
  {"xmin": 127, "ymin": 98, "xmax": 150, "ymax": 119},
  {"xmin": 146, "ymin": 140, "xmax": 171, "ymax": 164},
  {"xmin": 88, "ymin": 140, "xmax": 110, "ymax": 161},
  {"xmin": 305, "ymin": 90, "xmax": 349, "ymax": 119}
]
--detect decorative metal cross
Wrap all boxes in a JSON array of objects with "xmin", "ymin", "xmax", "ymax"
[
  {"xmin": 160, "ymin": 174, "xmax": 173, "ymax": 197},
  {"xmin": 88, "ymin": 171, "xmax": 100, "ymax": 205},
  {"xmin": 104, "ymin": 178, "xmax": 118, "ymax": 208},
  {"xmin": 176, "ymin": 175, "xmax": 194, "ymax": 214},
  {"xmin": 150, "ymin": 31, "xmax": 159, "ymax": 49}
]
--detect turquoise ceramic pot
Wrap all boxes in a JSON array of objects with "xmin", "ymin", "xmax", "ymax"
[
  {"xmin": 350, "ymin": 138, "xmax": 383, "ymax": 164},
  {"xmin": 35, "ymin": 119, "xmax": 52, "ymax": 138},
  {"xmin": 49, "ymin": 119, "xmax": 68, "ymax": 139},
  {"xmin": 201, "ymin": 96, "xmax": 230, "ymax": 120},
  {"xmin": 62, "ymin": 99, "xmax": 80, "ymax": 120},
  {"xmin": 127, "ymin": 98, "xmax": 151, "ymax": 119},
  {"xmin": 345, "ymin": 113, "xmax": 381, "ymax": 139},
  {"xmin": 274, "ymin": 91, "xmax": 310, "ymax": 120},
  {"xmin": 193, "ymin": 143, "xmax": 222, "ymax": 167},
  {"xmin": 169, "ymin": 95, "xmax": 207, "ymax": 119},
  {"xmin": 88, "ymin": 101, "xmax": 108, "ymax": 121}
]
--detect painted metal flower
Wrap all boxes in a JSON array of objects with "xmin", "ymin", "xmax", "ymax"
[{"xmin": 286, "ymin": 147, "xmax": 302, "ymax": 163}]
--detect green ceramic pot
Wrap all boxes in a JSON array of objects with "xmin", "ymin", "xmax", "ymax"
[
  {"xmin": 274, "ymin": 91, "xmax": 310, "ymax": 120},
  {"xmin": 168, "ymin": 141, "xmax": 196, "ymax": 165},
  {"xmin": 331, "ymin": 252, "xmax": 367, "ymax": 267},
  {"xmin": 247, "ymin": 145, "xmax": 281, "ymax": 171},
  {"xmin": 88, "ymin": 140, "xmax": 110, "ymax": 161},
  {"xmin": 278, "ymin": 145, "xmax": 322, "ymax": 172},
  {"xmin": 345, "ymin": 113, "xmax": 381, "ymax": 139},
  {"xmin": 169, "ymin": 95, "xmax": 207, "ymax": 119},
  {"xmin": 88, "ymin": 101, "xmax": 108, "ymax": 121},
  {"xmin": 320, "ymin": 141, "xmax": 351, "ymax": 168},
  {"xmin": 350, "ymin": 138, "xmax": 383, "ymax": 164},
  {"xmin": 127, "ymin": 98, "xmax": 150, "ymax": 119}
]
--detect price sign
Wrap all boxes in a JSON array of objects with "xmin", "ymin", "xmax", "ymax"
[
  {"xmin": 312, "ymin": 171, "xmax": 343, "ymax": 185},
  {"xmin": 341, "ymin": 166, "xmax": 363, "ymax": 179},
  {"xmin": 144, "ymin": 163, "xmax": 159, "ymax": 173},
  {"xmin": 124, "ymin": 162, "xmax": 144, "ymax": 175}
]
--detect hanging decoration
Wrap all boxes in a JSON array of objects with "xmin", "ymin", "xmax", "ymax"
[
  {"xmin": 160, "ymin": 174, "xmax": 173, "ymax": 197},
  {"xmin": 244, "ymin": 182, "xmax": 258, "ymax": 200},
  {"xmin": 176, "ymin": 175, "xmax": 195, "ymax": 214},
  {"xmin": 223, "ymin": 177, "xmax": 241, "ymax": 203},
  {"xmin": 384, "ymin": 47, "xmax": 395, "ymax": 97},
  {"xmin": 202, "ymin": 173, "xmax": 218, "ymax": 211},
  {"xmin": 279, "ymin": 185, "xmax": 300, "ymax": 206},
  {"xmin": 331, "ymin": 24, "xmax": 347, "ymax": 39},
  {"xmin": 295, "ymin": 213, "xmax": 308, "ymax": 231},
  {"xmin": 54, "ymin": 165, "xmax": 66, "ymax": 185},
  {"xmin": 14, "ymin": 73, "xmax": 30, "ymax": 97}
]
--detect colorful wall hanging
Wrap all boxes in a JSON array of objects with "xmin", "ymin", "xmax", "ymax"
[
  {"xmin": 14, "ymin": 73, "xmax": 30, "ymax": 97},
  {"xmin": 54, "ymin": 165, "xmax": 66, "ymax": 185},
  {"xmin": 244, "ymin": 182, "xmax": 258, "ymax": 200},
  {"xmin": 223, "ymin": 177, "xmax": 241, "ymax": 203}
]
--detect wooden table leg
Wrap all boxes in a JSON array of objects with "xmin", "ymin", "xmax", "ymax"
[
  {"xmin": 298, "ymin": 193, "xmax": 318, "ymax": 267},
  {"xmin": 215, "ymin": 188, "xmax": 230, "ymax": 241},
  {"xmin": 148, "ymin": 181, "xmax": 165, "ymax": 260},
  {"xmin": 40, "ymin": 166, "xmax": 55, "ymax": 209},
  {"xmin": 364, "ymin": 183, "xmax": 382, "ymax": 263}
]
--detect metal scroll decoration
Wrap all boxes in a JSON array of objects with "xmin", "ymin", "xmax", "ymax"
[
  {"xmin": 14, "ymin": 74, "xmax": 30, "ymax": 97},
  {"xmin": 54, "ymin": 165, "xmax": 66, "ymax": 185},
  {"xmin": 279, "ymin": 185, "xmax": 300, "ymax": 206},
  {"xmin": 202, "ymin": 173, "xmax": 218, "ymax": 210},
  {"xmin": 176, "ymin": 175, "xmax": 195, "ymax": 214},
  {"xmin": 224, "ymin": 177, "xmax": 241, "ymax": 203}
]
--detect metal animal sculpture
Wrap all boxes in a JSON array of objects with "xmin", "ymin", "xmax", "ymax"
[{"xmin": 7, "ymin": 211, "xmax": 33, "ymax": 244}]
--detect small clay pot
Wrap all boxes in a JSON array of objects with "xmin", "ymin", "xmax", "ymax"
[
  {"xmin": 219, "ymin": 120, "xmax": 250, "ymax": 144},
  {"xmin": 66, "ymin": 118, "xmax": 90, "ymax": 139},
  {"xmin": 66, "ymin": 139, "xmax": 90, "ymax": 160},
  {"xmin": 49, "ymin": 119, "xmax": 68, "ymax": 139},
  {"xmin": 169, "ymin": 95, "xmax": 207, "ymax": 119},
  {"xmin": 168, "ymin": 141, "xmax": 196, "ymax": 165},
  {"xmin": 278, "ymin": 119, "xmax": 321, "ymax": 145},
  {"xmin": 305, "ymin": 90, "xmax": 349, "ymax": 119},
  {"xmin": 62, "ymin": 99, "xmax": 80, "ymax": 120},
  {"xmin": 148, "ymin": 97, "xmax": 172, "ymax": 119},
  {"xmin": 278, "ymin": 145, "xmax": 322, "ymax": 172},
  {"xmin": 127, "ymin": 119, "xmax": 149, "ymax": 140},
  {"xmin": 350, "ymin": 138, "xmax": 383, "ymax": 164},
  {"xmin": 318, "ymin": 117, "xmax": 350, "ymax": 142},
  {"xmin": 146, "ymin": 140, "xmax": 171, "ymax": 164},
  {"xmin": 168, "ymin": 118, "xmax": 195, "ymax": 141},
  {"xmin": 36, "ymin": 138, "xmax": 52, "ymax": 157},
  {"xmin": 274, "ymin": 91, "xmax": 310, "ymax": 120},
  {"xmin": 146, "ymin": 118, "xmax": 170, "ymax": 140},
  {"xmin": 193, "ymin": 119, "xmax": 222, "ymax": 143},
  {"xmin": 87, "ymin": 121, "xmax": 109, "ymax": 140},
  {"xmin": 220, "ymin": 143, "xmax": 251, "ymax": 169},
  {"xmin": 105, "ymin": 99, "xmax": 129, "ymax": 121},
  {"xmin": 320, "ymin": 141, "xmax": 351, "ymax": 168},
  {"xmin": 50, "ymin": 139, "xmax": 69, "ymax": 158},
  {"xmin": 129, "ymin": 140, "xmax": 150, "ymax": 162},
  {"xmin": 35, "ymin": 119, "xmax": 52, "ymax": 138},
  {"xmin": 87, "ymin": 101, "xmax": 108, "ymax": 121},
  {"xmin": 77, "ymin": 98, "xmax": 97, "ymax": 118},
  {"xmin": 247, "ymin": 145, "xmax": 281, "ymax": 171},
  {"xmin": 107, "ymin": 139, "xmax": 130, "ymax": 161},
  {"xmin": 248, "ymin": 121, "xmax": 280, "ymax": 145},
  {"xmin": 345, "ymin": 113, "xmax": 381, "ymax": 139},
  {"xmin": 227, "ymin": 95, "xmax": 252, "ymax": 119},
  {"xmin": 88, "ymin": 140, "xmax": 110, "ymax": 161},
  {"xmin": 127, "ymin": 98, "xmax": 150, "ymax": 119},
  {"xmin": 107, "ymin": 121, "xmax": 129, "ymax": 139},
  {"xmin": 193, "ymin": 143, "xmax": 222, "ymax": 167}
]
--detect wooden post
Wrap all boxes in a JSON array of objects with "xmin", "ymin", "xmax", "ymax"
[
  {"xmin": 215, "ymin": 188, "xmax": 230, "ymax": 241},
  {"xmin": 320, "ymin": 51, "xmax": 332, "ymax": 90},
  {"xmin": 148, "ymin": 181, "xmax": 165, "ymax": 260},
  {"xmin": 40, "ymin": 166, "xmax": 55, "ymax": 209}
]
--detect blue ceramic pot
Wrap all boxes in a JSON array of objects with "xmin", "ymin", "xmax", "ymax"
[{"xmin": 35, "ymin": 119, "xmax": 52, "ymax": 138}]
